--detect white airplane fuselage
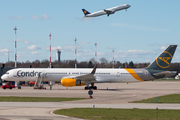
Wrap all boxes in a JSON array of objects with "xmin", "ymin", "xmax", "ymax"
[
  {"xmin": 2, "ymin": 68, "xmax": 147, "ymax": 83},
  {"xmin": 84, "ymin": 4, "xmax": 131, "ymax": 17}
]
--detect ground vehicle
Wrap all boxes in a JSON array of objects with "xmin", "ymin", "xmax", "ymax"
[
  {"xmin": 28, "ymin": 81, "xmax": 35, "ymax": 87},
  {"xmin": 1, "ymin": 82, "xmax": 15, "ymax": 89}
]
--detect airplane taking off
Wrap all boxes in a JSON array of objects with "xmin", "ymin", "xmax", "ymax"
[
  {"xmin": 82, "ymin": 4, "xmax": 131, "ymax": 17},
  {"xmin": 1, "ymin": 45, "xmax": 177, "ymax": 90}
]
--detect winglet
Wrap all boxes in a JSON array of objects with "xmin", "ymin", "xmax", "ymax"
[{"xmin": 91, "ymin": 65, "xmax": 97, "ymax": 75}]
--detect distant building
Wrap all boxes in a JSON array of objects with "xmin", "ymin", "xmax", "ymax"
[{"xmin": 56, "ymin": 49, "xmax": 61, "ymax": 62}]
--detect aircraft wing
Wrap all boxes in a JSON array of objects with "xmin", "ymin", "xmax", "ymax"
[
  {"xmin": 103, "ymin": 9, "xmax": 115, "ymax": 16},
  {"xmin": 74, "ymin": 65, "xmax": 97, "ymax": 81},
  {"xmin": 61, "ymin": 65, "xmax": 97, "ymax": 87},
  {"xmin": 104, "ymin": 9, "xmax": 112, "ymax": 14}
]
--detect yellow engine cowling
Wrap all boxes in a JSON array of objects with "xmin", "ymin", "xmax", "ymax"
[{"xmin": 61, "ymin": 78, "xmax": 85, "ymax": 87}]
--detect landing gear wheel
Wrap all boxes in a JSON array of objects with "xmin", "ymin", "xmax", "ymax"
[
  {"xmin": 93, "ymin": 86, "xmax": 97, "ymax": 90},
  {"xmin": 89, "ymin": 86, "xmax": 97, "ymax": 90},
  {"xmin": 84, "ymin": 87, "xmax": 89, "ymax": 90}
]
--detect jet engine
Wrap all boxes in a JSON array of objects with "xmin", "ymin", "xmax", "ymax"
[{"xmin": 61, "ymin": 78, "xmax": 85, "ymax": 87}]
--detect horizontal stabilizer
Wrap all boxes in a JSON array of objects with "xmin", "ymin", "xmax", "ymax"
[{"xmin": 154, "ymin": 71, "xmax": 172, "ymax": 76}]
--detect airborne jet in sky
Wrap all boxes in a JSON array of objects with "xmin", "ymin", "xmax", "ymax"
[
  {"xmin": 82, "ymin": 4, "xmax": 131, "ymax": 17},
  {"xmin": 1, "ymin": 45, "xmax": 177, "ymax": 90}
]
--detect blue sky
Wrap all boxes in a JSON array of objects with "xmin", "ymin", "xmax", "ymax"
[{"xmin": 0, "ymin": 0, "xmax": 180, "ymax": 64}]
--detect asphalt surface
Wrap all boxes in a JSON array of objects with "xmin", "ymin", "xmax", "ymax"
[{"xmin": 0, "ymin": 81, "xmax": 180, "ymax": 120}]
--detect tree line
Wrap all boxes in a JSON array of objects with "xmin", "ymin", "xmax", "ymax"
[{"xmin": 1, "ymin": 57, "xmax": 180, "ymax": 72}]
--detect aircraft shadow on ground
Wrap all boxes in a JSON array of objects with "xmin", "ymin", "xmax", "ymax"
[{"xmin": 98, "ymin": 88, "xmax": 141, "ymax": 91}]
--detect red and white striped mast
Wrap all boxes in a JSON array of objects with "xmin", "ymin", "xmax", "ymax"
[
  {"xmin": 13, "ymin": 26, "xmax": 17, "ymax": 69},
  {"xmin": 75, "ymin": 38, "xmax": 77, "ymax": 68},
  {"xmin": 49, "ymin": 33, "xmax": 51, "ymax": 68},
  {"xmin": 112, "ymin": 50, "xmax": 114, "ymax": 68},
  {"xmin": 95, "ymin": 43, "xmax": 97, "ymax": 65}
]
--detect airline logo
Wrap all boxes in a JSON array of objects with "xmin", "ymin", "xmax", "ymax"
[
  {"xmin": 84, "ymin": 10, "xmax": 87, "ymax": 14},
  {"xmin": 17, "ymin": 70, "xmax": 42, "ymax": 77},
  {"xmin": 156, "ymin": 51, "xmax": 172, "ymax": 68}
]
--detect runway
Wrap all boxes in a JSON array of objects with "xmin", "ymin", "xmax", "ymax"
[{"xmin": 0, "ymin": 81, "xmax": 180, "ymax": 120}]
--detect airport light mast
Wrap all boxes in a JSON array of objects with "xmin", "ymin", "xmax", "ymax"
[
  {"xmin": 49, "ymin": 33, "xmax": 51, "ymax": 68},
  {"xmin": 95, "ymin": 43, "xmax": 97, "ymax": 65},
  {"xmin": 75, "ymin": 38, "xmax": 77, "ymax": 68},
  {"xmin": 112, "ymin": 50, "xmax": 114, "ymax": 68},
  {"xmin": 8, "ymin": 50, "xmax": 9, "ymax": 63},
  {"xmin": 13, "ymin": 26, "xmax": 17, "ymax": 69}
]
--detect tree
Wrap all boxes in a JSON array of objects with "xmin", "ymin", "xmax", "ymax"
[
  {"xmin": 88, "ymin": 61, "xmax": 94, "ymax": 68},
  {"xmin": 129, "ymin": 61, "xmax": 134, "ymax": 68},
  {"xmin": 99, "ymin": 58, "xmax": 108, "ymax": 68}
]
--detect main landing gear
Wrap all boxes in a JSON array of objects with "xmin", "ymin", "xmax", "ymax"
[{"xmin": 84, "ymin": 83, "xmax": 97, "ymax": 90}]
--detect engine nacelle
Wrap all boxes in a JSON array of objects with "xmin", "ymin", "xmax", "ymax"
[{"xmin": 61, "ymin": 78, "xmax": 85, "ymax": 87}]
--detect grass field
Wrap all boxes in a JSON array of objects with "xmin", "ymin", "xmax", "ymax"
[
  {"xmin": 132, "ymin": 94, "xmax": 180, "ymax": 103},
  {"xmin": 54, "ymin": 108, "xmax": 180, "ymax": 120},
  {"xmin": 0, "ymin": 96, "xmax": 87, "ymax": 102}
]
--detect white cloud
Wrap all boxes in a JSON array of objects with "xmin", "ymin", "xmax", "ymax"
[
  {"xmin": 117, "ymin": 49, "xmax": 154, "ymax": 56},
  {"xmin": 52, "ymin": 46, "xmax": 61, "ymax": 51},
  {"xmin": 17, "ymin": 39, "xmax": 30, "ymax": 44},
  {"xmin": 42, "ymin": 14, "xmax": 50, "ymax": 19},
  {"xmin": 61, "ymin": 45, "xmax": 74, "ymax": 52},
  {"xmin": 160, "ymin": 46, "xmax": 166, "ymax": 50},
  {"xmin": 31, "ymin": 15, "xmax": 40, "ymax": 20},
  {"xmin": 31, "ymin": 14, "xmax": 50, "ymax": 20},
  {"xmin": 10, "ymin": 16, "xmax": 24, "ymax": 19},
  {"xmin": 27, "ymin": 45, "xmax": 41, "ymax": 50},
  {"xmin": 126, "ymin": 49, "xmax": 149, "ymax": 54},
  {"xmin": 110, "ymin": 23, "xmax": 169, "ymax": 32},
  {"xmin": 79, "ymin": 41, "xmax": 90, "ymax": 45},
  {"xmin": 31, "ymin": 51, "xmax": 41, "ymax": 55},
  {"xmin": 0, "ymin": 48, "xmax": 9, "ymax": 52}
]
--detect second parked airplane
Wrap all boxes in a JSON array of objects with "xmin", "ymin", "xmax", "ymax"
[{"xmin": 1, "ymin": 45, "xmax": 177, "ymax": 90}]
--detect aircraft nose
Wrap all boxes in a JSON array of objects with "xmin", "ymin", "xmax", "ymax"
[{"xmin": 1, "ymin": 74, "xmax": 6, "ymax": 80}]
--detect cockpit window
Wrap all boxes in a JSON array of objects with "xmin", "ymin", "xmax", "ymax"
[{"xmin": 6, "ymin": 72, "xmax": 9, "ymax": 74}]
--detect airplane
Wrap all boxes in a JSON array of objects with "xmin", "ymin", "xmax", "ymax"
[
  {"xmin": 82, "ymin": 4, "xmax": 131, "ymax": 17},
  {"xmin": 1, "ymin": 45, "xmax": 177, "ymax": 90}
]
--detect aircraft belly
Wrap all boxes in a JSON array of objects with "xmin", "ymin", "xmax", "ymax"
[{"xmin": 88, "ymin": 12, "xmax": 106, "ymax": 17}]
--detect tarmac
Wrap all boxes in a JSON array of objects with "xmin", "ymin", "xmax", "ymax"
[{"xmin": 0, "ymin": 81, "xmax": 180, "ymax": 120}]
